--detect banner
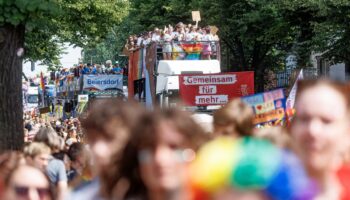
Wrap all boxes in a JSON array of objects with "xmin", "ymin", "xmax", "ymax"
[
  {"xmin": 128, "ymin": 49, "xmax": 144, "ymax": 99},
  {"xmin": 179, "ymin": 72, "xmax": 254, "ymax": 106},
  {"xmin": 83, "ymin": 75, "xmax": 123, "ymax": 91},
  {"xmin": 242, "ymin": 88, "xmax": 286, "ymax": 125}
]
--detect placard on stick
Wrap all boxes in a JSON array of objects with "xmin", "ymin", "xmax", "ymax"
[{"xmin": 192, "ymin": 11, "xmax": 201, "ymax": 27}]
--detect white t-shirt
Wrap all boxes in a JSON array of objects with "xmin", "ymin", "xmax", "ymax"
[
  {"xmin": 152, "ymin": 34, "xmax": 160, "ymax": 42},
  {"xmin": 163, "ymin": 33, "xmax": 172, "ymax": 43},
  {"xmin": 137, "ymin": 37, "xmax": 143, "ymax": 46},
  {"xmin": 185, "ymin": 33, "xmax": 194, "ymax": 41}
]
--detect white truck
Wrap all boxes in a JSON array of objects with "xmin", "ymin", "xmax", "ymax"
[
  {"xmin": 156, "ymin": 59, "xmax": 221, "ymax": 108},
  {"xmin": 25, "ymin": 86, "xmax": 39, "ymax": 110},
  {"xmin": 127, "ymin": 40, "xmax": 221, "ymax": 111}
]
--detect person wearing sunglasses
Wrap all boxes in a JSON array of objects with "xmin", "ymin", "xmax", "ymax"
[{"xmin": 3, "ymin": 165, "xmax": 53, "ymax": 200}]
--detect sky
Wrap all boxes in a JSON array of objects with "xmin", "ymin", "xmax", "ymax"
[{"xmin": 23, "ymin": 44, "xmax": 82, "ymax": 78}]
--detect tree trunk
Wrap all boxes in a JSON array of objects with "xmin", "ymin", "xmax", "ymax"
[{"xmin": 0, "ymin": 24, "xmax": 25, "ymax": 152}]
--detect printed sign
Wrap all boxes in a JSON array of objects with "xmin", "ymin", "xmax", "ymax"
[
  {"xmin": 78, "ymin": 95, "xmax": 89, "ymax": 103},
  {"xmin": 192, "ymin": 11, "xmax": 201, "ymax": 22},
  {"xmin": 179, "ymin": 72, "xmax": 254, "ymax": 106},
  {"xmin": 83, "ymin": 75, "xmax": 123, "ymax": 91},
  {"xmin": 39, "ymin": 107, "xmax": 51, "ymax": 114},
  {"xmin": 242, "ymin": 89, "xmax": 286, "ymax": 125}
]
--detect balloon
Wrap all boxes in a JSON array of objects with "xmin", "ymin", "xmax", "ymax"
[
  {"xmin": 230, "ymin": 137, "xmax": 282, "ymax": 189},
  {"xmin": 189, "ymin": 137, "xmax": 317, "ymax": 200},
  {"xmin": 190, "ymin": 137, "xmax": 239, "ymax": 192}
]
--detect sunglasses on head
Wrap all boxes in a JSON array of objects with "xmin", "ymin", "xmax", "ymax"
[{"xmin": 14, "ymin": 185, "xmax": 50, "ymax": 199}]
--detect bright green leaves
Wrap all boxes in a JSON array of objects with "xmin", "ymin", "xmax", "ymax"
[{"xmin": 1, "ymin": 0, "xmax": 128, "ymax": 64}]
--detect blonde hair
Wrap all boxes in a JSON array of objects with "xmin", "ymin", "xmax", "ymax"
[
  {"xmin": 213, "ymin": 98, "xmax": 254, "ymax": 137},
  {"xmin": 24, "ymin": 142, "xmax": 51, "ymax": 158}
]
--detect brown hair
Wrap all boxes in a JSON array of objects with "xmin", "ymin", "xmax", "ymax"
[
  {"xmin": 100, "ymin": 108, "xmax": 209, "ymax": 199},
  {"xmin": 33, "ymin": 126, "xmax": 60, "ymax": 152},
  {"xmin": 296, "ymin": 79, "xmax": 350, "ymax": 110},
  {"xmin": 80, "ymin": 99, "xmax": 144, "ymax": 141},
  {"xmin": 213, "ymin": 98, "xmax": 254, "ymax": 137}
]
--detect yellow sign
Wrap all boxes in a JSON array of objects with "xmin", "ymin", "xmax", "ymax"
[{"xmin": 253, "ymin": 108, "xmax": 285, "ymax": 124}]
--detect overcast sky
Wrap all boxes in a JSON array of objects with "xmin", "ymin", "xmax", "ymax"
[{"xmin": 23, "ymin": 44, "xmax": 82, "ymax": 78}]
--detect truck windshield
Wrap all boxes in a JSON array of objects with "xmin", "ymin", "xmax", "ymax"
[{"xmin": 27, "ymin": 95, "xmax": 39, "ymax": 103}]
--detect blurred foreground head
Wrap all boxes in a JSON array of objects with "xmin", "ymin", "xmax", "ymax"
[
  {"xmin": 105, "ymin": 108, "xmax": 209, "ymax": 200},
  {"xmin": 0, "ymin": 152, "xmax": 53, "ymax": 200},
  {"xmin": 291, "ymin": 79, "xmax": 350, "ymax": 176},
  {"xmin": 213, "ymin": 98, "xmax": 254, "ymax": 137},
  {"xmin": 80, "ymin": 99, "xmax": 144, "ymax": 175}
]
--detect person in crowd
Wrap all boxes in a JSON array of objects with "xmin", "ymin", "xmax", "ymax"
[
  {"xmin": 2, "ymin": 165, "xmax": 54, "ymax": 200},
  {"xmin": 67, "ymin": 99, "xmax": 144, "ymax": 200},
  {"xmin": 82, "ymin": 64, "xmax": 90, "ymax": 75},
  {"xmin": 162, "ymin": 28, "xmax": 172, "ymax": 60},
  {"xmin": 95, "ymin": 64, "xmax": 103, "ymax": 74},
  {"xmin": 65, "ymin": 127, "xmax": 78, "ymax": 147},
  {"xmin": 111, "ymin": 62, "xmax": 123, "ymax": 75},
  {"xmin": 24, "ymin": 142, "xmax": 51, "ymax": 171},
  {"xmin": 142, "ymin": 32, "xmax": 152, "ymax": 47},
  {"xmin": 103, "ymin": 108, "xmax": 209, "ymax": 200},
  {"xmin": 105, "ymin": 60, "xmax": 113, "ymax": 74},
  {"xmin": 67, "ymin": 143, "xmax": 86, "ymax": 183},
  {"xmin": 201, "ymin": 27, "xmax": 213, "ymax": 60},
  {"xmin": 34, "ymin": 127, "xmax": 67, "ymax": 200},
  {"xmin": 290, "ymin": 79, "xmax": 350, "ymax": 200},
  {"xmin": 213, "ymin": 98, "xmax": 254, "ymax": 138},
  {"xmin": 90, "ymin": 64, "xmax": 98, "ymax": 75},
  {"xmin": 152, "ymin": 28, "xmax": 161, "ymax": 42},
  {"xmin": 136, "ymin": 33, "xmax": 144, "ymax": 48}
]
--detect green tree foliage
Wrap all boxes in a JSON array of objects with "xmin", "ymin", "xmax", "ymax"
[{"xmin": 0, "ymin": 0, "xmax": 128, "ymax": 151}]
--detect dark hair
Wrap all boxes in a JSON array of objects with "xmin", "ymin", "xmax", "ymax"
[
  {"xmin": 67, "ymin": 143, "xmax": 84, "ymax": 162},
  {"xmin": 80, "ymin": 99, "xmax": 143, "ymax": 141},
  {"xmin": 100, "ymin": 108, "xmax": 209, "ymax": 199}
]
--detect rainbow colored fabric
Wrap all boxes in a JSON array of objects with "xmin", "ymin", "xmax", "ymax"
[
  {"xmin": 190, "ymin": 137, "xmax": 317, "ymax": 200},
  {"xmin": 180, "ymin": 43, "xmax": 203, "ymax": 60}
]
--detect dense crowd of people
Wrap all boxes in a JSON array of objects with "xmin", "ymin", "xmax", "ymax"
[
  {"xmin": 2, "ymin": 78, "xmax": 350, "ymax": 200},
  {"xmin": 52, "ymin": 60, "xmax": 126, "ymax": 81},
  {"xmin": 124, "ymin": 22, "xmax": 220, "ymax": 60}
]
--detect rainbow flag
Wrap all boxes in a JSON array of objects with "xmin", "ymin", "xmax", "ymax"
[
  {"xmin": 40, "ymin": 72, "xmax": 45, "ymax": 92},
  {"xmin": 128, "ymin": 50, "xmax": 141, "ymax": 99},
  {"xmin": 180, "ymin": 43, "xmax": 203, "ymax": 60}
]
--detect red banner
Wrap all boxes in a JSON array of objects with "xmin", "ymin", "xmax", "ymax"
[{"xmin": 179, "ymin": 72, "xmax": 254, "ymax": 106}]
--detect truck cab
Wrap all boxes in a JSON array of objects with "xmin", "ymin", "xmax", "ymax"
[
  {"xmin": 156, "ymin": 59, "xmax": 221, "ymax": 107},
  {"xmin": 26, "ymin": 86, "xmax": 39, "ymax": 110}
]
